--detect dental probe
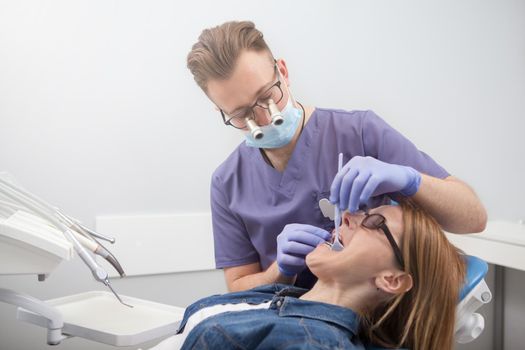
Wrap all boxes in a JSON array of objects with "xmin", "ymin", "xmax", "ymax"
[
  {"xmin": 105, "ymin": 278, "xmax": 134, "ymax": 308},
  {"xmin": 331, "ymin": 153, "xmax": 344, "ymax": 251}
]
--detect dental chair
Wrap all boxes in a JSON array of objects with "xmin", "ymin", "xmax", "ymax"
[{"xmin": 455, "ymin": 255, "xmax": 492, "ymax": 344}]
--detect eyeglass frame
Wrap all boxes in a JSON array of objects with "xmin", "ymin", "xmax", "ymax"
[
  {"xmin": 361, "ymin": 213, "xmax": 406, "ymax": 270},
  {"xmin": 219, "ymin": 63, "xmax": 284, "ymax": 129}
]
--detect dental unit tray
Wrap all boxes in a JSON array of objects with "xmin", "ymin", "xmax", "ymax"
[
  {"xmin": 0, "ymin": 172, "xmax": 187, "ymax": 346},
  {"xmin": 17, "ymin": 291, "xmax": 185, "ymax": 346}
]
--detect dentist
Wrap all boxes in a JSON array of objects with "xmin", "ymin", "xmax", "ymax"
[{"xmin": 186, "ymin": 21, "xmax": 487, "ymax": 292}]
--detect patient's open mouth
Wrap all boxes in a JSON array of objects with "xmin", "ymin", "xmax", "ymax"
[{"xmin": 329, "ymin": 231, "xmax": 345, "ymax": 248}]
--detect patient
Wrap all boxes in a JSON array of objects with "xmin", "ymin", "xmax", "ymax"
[{"xmin": 153, "ymin": 200, "xmax": 465, "ymax": 350}]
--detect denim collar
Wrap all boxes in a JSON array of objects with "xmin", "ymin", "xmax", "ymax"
[{"xmin": 275, "ymin": 285, "xmax": 360, "ymax": 335}]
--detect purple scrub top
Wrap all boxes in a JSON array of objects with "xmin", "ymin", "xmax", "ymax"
[{"xmin": 210, "ymin": 108, "xmax": 449, "ymax": 287}]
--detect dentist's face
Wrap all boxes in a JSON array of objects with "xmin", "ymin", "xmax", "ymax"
[
  {"xmin": 306, "ymin": 205, "xmax": 404, "ymax": 285},
  {"xmin": 207, "ymin": 50, "xmax": 290, "ymax": 129}
]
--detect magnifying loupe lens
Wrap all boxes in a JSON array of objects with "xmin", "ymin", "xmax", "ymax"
[
  {"xmin": 268, "ymin": 99, "xmax": 284, "ymax": 126},
  {"xmin": 246, "ymin": 118, "xmax": 264, "ymax": 139},
  {"xmin": 272, "ymin": 115, "xmax": 284, "ymax": 125}
]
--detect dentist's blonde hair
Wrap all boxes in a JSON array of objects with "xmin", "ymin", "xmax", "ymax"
[
  {"xmin": 187, "ymin": 21, "xmax": 273, "ymax": 93},
  {"xmin": 361, "ymin": 200, "xmax": 466, "ymax": 350}
]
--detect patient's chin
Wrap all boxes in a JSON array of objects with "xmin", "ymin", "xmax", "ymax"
[{"xmin": 306, "ymin": 243, "xmax": 336, "ymax": 273}]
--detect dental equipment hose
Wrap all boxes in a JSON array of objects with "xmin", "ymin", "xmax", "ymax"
[{"xmin": 0, "ymin": 178, "xmax": 132, "ymax": 307}]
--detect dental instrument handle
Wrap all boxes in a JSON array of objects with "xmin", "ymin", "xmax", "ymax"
[
  {"xmin": 55, "ymin": 209, "xmax": 116, "ymax": 244},
  {"xmin": 57, "ymin": 208, "xmax": 116, "ymax": 243},
  {"xmin": 72, "ymin": 230, "xmax": 98, "ymax": 252},
  {"xmin": 78, "ymin": 223, "xmax": 116, "ymax": 244},
  {"xmin": 73, "ymin": 241, "xmax": 108, "ymax": 284},
  {"xmin": 332, "ymin": 153, "xmax": 344, "ymax": 251}
]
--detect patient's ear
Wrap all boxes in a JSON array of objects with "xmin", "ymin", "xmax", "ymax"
[{"xmin": 375, "ymin": 271, "xmax": 413, "ymax": 295}]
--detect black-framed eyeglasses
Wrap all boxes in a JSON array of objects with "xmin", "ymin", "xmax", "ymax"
[
  {"xmin": 219, "ymin": 64, "xmax": 284, "ymax": 129},
  {"xmin": 361, "ymin": 213, "xmax": 405, "ymax": 270}
]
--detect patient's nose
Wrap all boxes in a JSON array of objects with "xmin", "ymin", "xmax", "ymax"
[
  {"xmin": 342, "ymin": 211, "xmax": 356, "ymax": 229},
  {"xmin": 342, "ymin": 211, "xmax": 366, "ymax": 229}
]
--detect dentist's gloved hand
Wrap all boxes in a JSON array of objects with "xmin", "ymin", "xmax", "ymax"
[
  {"xmin": 329, "ymin": 156, "xmax": 422, "ymax": 212},
  {"xmin": 276, "ymin": 224, "xmax": 331, "ymax": 277}
]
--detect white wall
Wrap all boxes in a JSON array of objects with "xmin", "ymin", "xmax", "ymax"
[{"xmin": 0, "ymin": 0, "xmax": 524, "ymax": 349}]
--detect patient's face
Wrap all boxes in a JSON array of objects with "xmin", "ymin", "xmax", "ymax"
[{"xmin": 306, "ymin": 205, "xmax": 404, "ymax": 285}]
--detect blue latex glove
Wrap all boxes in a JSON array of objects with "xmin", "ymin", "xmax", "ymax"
[
  {"xmin": 329, "ymin": 156, "xmax": 421, "ymax": 213},
  {"xmin": 276, "ymin": 224, "xmax": 331, "ymax": 277}
]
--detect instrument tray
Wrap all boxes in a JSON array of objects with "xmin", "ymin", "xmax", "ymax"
[{"xmin": 17, "ymin": 291, "xmax": 185, "ymax": 346}]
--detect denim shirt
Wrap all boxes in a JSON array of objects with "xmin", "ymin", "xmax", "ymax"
[{"xmin": 178, "ymin": 284, "xmax": 365, "ymax": 350}]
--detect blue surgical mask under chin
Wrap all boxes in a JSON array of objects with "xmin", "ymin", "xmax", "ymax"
[{"xmin": 244, "ymin": 98, "xmax": 302, "ymax": 149}]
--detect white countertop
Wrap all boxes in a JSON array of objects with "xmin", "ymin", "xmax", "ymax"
[{"xmin": 446, "ymin": 221, "xmax": 525, "ymax": 271}]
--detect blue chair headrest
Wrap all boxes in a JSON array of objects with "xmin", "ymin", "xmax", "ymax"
[{"xmin": 460, "ymin": 255, "xmax": 488, "ymax": 300}]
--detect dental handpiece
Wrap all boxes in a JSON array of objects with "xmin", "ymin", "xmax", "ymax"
[
  {"xmin": 54, "ymin": 210, "xmax": 126, "ymax": 277},
  {"xmin": 69, "ymin": 229, "xmax": 126, "ymax": 277}
]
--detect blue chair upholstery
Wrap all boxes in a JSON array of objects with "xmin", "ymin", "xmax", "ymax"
[{"xmin": 460, "ymin": 255, "xmax": 489, "ymax": 300}]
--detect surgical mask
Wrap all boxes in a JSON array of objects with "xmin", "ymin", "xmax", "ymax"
[{"xmin": 244, "ymin": 98, "xmax": 302, "ymax": 149}]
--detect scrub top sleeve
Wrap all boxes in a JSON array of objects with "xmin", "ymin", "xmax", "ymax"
[
  {"xmin": 210, "ymin": 175, "xmax": 260, "ymax": 269},
  {"xmin": 361, "ymin": 110, "xmax": 450, "ymax": 179}
]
